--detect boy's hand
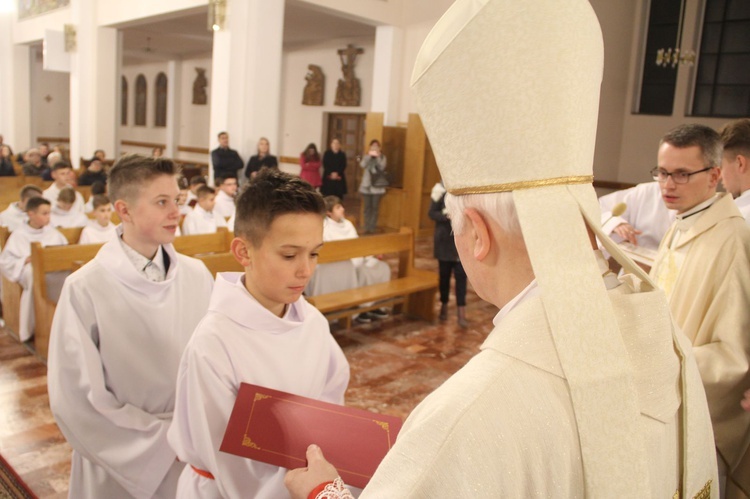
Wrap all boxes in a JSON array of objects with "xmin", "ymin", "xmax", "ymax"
[{"xmin": 285, "ymin": 445, "xmax": 339, "ymax": 499}]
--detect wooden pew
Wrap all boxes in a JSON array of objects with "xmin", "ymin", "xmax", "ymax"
[
  {"xmin": 306, "ymin": 227, "xmax": 437, "ymax": 328},
  {"xmin": 30, "ymin": 227, "xmax": 231, "ymax": 360},
  {"xmin": 0, "ymin": 226, "xmax": 23, "ymax": 338},
  {"xmin": 196, "ymin": 252, "xmax": 243, "ymax": 277}
]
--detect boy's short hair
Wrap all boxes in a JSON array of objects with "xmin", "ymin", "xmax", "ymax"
[
  {"xmin": 189, "ymin": 175, "xmax": 207, "ymax": 187},
  {"xmin": 19, "ymin": 184, "xmax": 43, "ymax": 201},
  {"xmin": 26, "ymin": 197, "xmax": 51, "ymax": 212},
  {"xmin": 719, "ymin": 118, "xmax": 750, "ymax": 158},
  {"xmin": 324, "ymin": 195, "xmax": 342, "ymax": 213},
  {"xmin": 196, "ymin": 185, "xmax": 216, "ymax": 198},
  {"xmin": 58, "ymin": 187, "xmax": 77, "ymax": 204},
  {"xmin": 235, "ymin": 168, "xmax": 325, "ymax": 246},
  {"xmin": 52, "ymin": 161, "xmax": 73, "ymax": 172},
  {"xmin": 91, "ymin": 180, "xmax": 107, "ymax": 195},
  {"xmin": 92, "ymin": 194, "xmax": 111, "ymax": 210},
  {"xmin": 109, "ymin": 154, "xmax": 179, "ymax": 203}
]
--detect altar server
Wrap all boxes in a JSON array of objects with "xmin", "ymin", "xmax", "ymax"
[
  {"xmin": 47, "ymin": 154, "xmax": 213, "ymax": 498},
  {"xmin": 0, "ymin": 184, "xmax": 42, "ymax": 233},
  {"xmin": 168, "ymin": 169, "xmax": 349, "ymax": 499},
  {"xmin": 78, "ymin": 195, "xmax": 117, "ymax": 244},
  {"xmin": 0, "ymin": 197, "xmax": 67, "ymax": 341},
  {"xmin": 181, "ymin": 185, "xmax": 228, "ymax": 235}
]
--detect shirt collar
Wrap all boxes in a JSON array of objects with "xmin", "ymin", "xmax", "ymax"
[
  {"xmin": 675, "ymin": 194, "xmax": 719, "ymax": 232},
  {"xmin": 119, "ymin": 236, "xmax": 167, "ymax": 282}
]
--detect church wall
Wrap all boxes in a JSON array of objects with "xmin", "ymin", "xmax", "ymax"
[
  {"xmin": 177, "ymin": 55, "xmax": 212, "ymax": 161},
  {"xmin": 278, "ymin": 35, "xmax": 375, "ymax": 169},
  {"xmin": 120, "ymin": 61, "xmax": 168, "ymax": 152},
  {"xmin": 30, "ymin": 47, "xmax": 71, "ymax": 143}
]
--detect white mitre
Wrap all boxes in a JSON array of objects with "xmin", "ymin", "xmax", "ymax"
[{"xmin": 412, "ymin": 0, "xmax": 717, "ymax": 497}]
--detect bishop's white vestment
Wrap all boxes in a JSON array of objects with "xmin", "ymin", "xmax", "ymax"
[
  {"xmin": 168, "ymin": 272, "xmax": 350, "ymax": 499},
  {"xmin": 0, "ymin": 223, "xmax": 67, "ymax": 341},
  {"xmin": 358, "ymin": 260, "xmax": 717, "ymax": 498},
  {"xmin": 47, "ymin": 235, "xmax": 213, "ymax": 498}
]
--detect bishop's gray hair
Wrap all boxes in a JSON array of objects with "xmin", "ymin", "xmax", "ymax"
[{"xmin": 444, "ymin": 191, "xmax": 521, "ymax": 237}]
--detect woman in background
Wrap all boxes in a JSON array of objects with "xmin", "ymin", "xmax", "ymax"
[
  {"xmin": 321, "ymin": 138, "xmax": 348, "ymax": 199},
  {"xmin": 244, "ymin": 137, "xmax": 278, "ymax": 181},
  {"xmin": 299, "ymin": 143, "xmax": 322, "ymax": 189},
  {"xmin": 358, "ymin": 139, "xmax": 387, "ymax": 234}
]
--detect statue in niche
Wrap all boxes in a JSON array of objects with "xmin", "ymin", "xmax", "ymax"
[
  {"xmin": 193, "ymin": 68, "xmax": 208, "ymax": 105},
  {"xmin": 335, "ymin": 44, "xmax": 364, "ymax": 107},
  {"xmin": 302, "ymin": 64, "xmax": 325, "ymax": 106}
]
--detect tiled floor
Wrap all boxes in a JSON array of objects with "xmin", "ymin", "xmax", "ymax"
[{"xmin": 0, "ymin": 234, "xmax": 498, "ymax": 497}]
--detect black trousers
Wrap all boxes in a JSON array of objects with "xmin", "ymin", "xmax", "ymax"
[{"xmin": 438, "ymin": 260, "xmax": 467, "ymax": 306}]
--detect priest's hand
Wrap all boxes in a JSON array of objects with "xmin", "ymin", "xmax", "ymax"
[
  {"xmin": 285, "ymin": 444, "xmax": 340, "ymax": 499},
  {"xmin": 613, "ymin": 222, "xmax": 642, "ymax": 245},
  {"xmin": 742, "ymin": 389, "xmax": 750, "ymax": 412}
]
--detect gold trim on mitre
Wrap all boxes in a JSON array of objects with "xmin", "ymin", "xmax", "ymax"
[{"xmin": 447, "ymin": 175, "xmax": 594, "ymax": 195}]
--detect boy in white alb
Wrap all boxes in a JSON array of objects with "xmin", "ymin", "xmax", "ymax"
[
  {"xmin": 50, "ymin": 187, "xmax": 89, "ymax": 228},
  {"xmin": 83, "ymin": 181, "xmax": 107, "ymax": 214},
  {"xmin": 168, "ymin": 169, "xmax": 350, "ymax": 499},
  {"xmin": 43, "ymin": 162, "xmax": 85, "ymax": 213},
  {"xmin": 79, "ymin": 194, "xmax": 117, "ymax": 244},
  {"xmin": 181, "ymin": 185, "xmax": 228, "ymax": 235},
  {"xmin": 213, "ymin": 176, "xmax": 237, "ymax": 219},
  {"xmin": 316, "ymin": 195, "xmax": 391, "ymax": 322},
  {"xmin": 0, "ymin": 184, "xmax": 43, "ymax": 233},
  {"xmin": 47, "ymin": 154, "xmax": 214, "ymax": 498},
  {"xmin": 0, "ymin": 197, "xmax": 67, "ymax": 341}
]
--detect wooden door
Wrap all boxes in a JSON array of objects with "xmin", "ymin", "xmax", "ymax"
[{"xmin": 325, "ymin": 113, "xmax": 366, "ymax": 198}]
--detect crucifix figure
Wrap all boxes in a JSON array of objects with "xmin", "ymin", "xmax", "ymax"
[{"xmin": 335, "ymin": 44, "xmax": 364, "ymax": 106}]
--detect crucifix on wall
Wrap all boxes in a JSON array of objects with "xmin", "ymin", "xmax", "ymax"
[{"xmin": 335, "ymin": 44, "xmax": 364, "ymax": 107}]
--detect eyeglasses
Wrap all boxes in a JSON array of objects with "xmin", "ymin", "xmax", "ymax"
[{"xmin": 650, "ymin": 166, "xmax": 714, "ymax": 184}]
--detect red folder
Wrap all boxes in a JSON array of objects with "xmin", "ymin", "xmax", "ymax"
[{"xmin": 220, "ymin": 383, "xmax": 403, "ymax": 489}]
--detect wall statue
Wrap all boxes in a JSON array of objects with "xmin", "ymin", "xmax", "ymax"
[
  {"xmin": 302, "ymin": 64, "xmax": 325, "ymax": 106},
  {"xmin": 193, "ymin": 68, "xmax": 208, "ymax": 105},
  {"xmin": 335, "ymin": 44, "xmax": 364, "ymax": 107}
]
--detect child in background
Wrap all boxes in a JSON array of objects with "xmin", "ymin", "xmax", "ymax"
[
  {"xmin": 320, "ymin": 195, "xmax": 391, "ymax": 324},
  {"xmin": 79, "ymin": 195, "xmax": 117, "ymax": 244},
  {"xmin": 0, "ymin": 197, "xmax": 67, "ymax": 341},
  {"xmin": 213, "ymin": 176, "xmax": 238, "ymax": 219},
  {"xmin": 186, "ymin": 175, "xmax": 207, "ymax": 207},
  {"xmin": 47, "ymin": 154, "xmax": 214, "ymax": 498},
  {"xmin": 168, "ymin": 169, "xmax": 350, "ymax": 499},
  {"xmin": 0, "ymin": 184, "xmax": 43, "ymax": 232},
  {"xmin": 51, "ymin": 187, "xmax": 89, "ymax": 228},
  {"xmin": 177, "ymin": 177, "xmax": 192, "ymax": 216},
  {"xmin": 181, "ymin": 185, "xmax": 228, "ymax": 235},
  {"xmin": 43, "ymin": 162, "xmax": 85, "ymax": 213},
  {"xmin": 84, "ymin": 181, "xmax": 107, "ymax": 213}
]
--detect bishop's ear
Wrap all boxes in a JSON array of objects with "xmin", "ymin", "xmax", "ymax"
[{"xmin": 463, "ymin": 207, "xmax": 491, "ymax": 261}]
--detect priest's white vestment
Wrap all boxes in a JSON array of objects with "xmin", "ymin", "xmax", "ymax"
[
  {"xmin": 168, "ymin": 272, "xmax": 350, "ymax": 499},
  {"xmin": 0, "ymin": 223, "xmax": 67, "ymax": 340},
  {"xmin": 651, "ymin": 193, "xmax": 750, "ymax": 495},
  {"xmin": 47, "ymin": 237, "xmax": 213, "ymax": 498},
  {"xmin": 181, "ymin": 205, "xmax": 228, "ymax": 236}
]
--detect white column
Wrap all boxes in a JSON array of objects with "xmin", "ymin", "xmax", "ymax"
[
  {"xmin": 69, "ymin": 0, "xmax": 118, "ymax": 165},
  {"xmin": 0, "ymin": 7, "xmax": 32, "ymax": 150},
  {"xmin": 166, "ymin": 59, "xmax": 182, "ymax": 158},
  {"xmin": 209, "ymin": 0, "xmax": 285, "ymax": 181},
  {"xmin": 371, "ymin": 25, "xmax": 403, "ymax": 126}
]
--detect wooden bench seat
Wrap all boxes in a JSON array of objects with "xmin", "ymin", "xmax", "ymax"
[
  {"xmin": 30, "ymin": 228, "xmax": 231, "ymax": 360},
  {"xmin": 306, "ymin": 227, "xmax": 437, "ymax": 328}
]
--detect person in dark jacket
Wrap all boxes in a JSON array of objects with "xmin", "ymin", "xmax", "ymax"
[
  {"xmin": 428, "ymin": 181, "xmax": 468, "ymax": 328},
  {"xmin": 321, "ymin": 138, "xmax": 348, "ymax": 199},
  {"xmin": 78, "ymin": 159, "xmax": 108, "ymax": 186},
  {"xmin": 0, "ymin": 145, "xmax": 16, "ymax": 177},
  {"xmin": 211, "ymin": 131, "xmax": 243, "ymax": 180}
]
